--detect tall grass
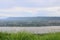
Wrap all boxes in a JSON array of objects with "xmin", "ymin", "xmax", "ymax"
[{"xmin": 0, "ymin": 32, "xmax": 60, "ymax": 40}]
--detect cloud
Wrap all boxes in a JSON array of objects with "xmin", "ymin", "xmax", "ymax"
[
  {"xmin": 0, "ymin": 6, "xmax": 60, "ymax": 13},
  {"xmin": 0, "ymin": 0, "xmax": 60, "ymax": 8},
  {"xmin": 0, "ymin": 0, "xmax": 60, "ymax": 17},
  {"xmin": 0, "ymin": 0, "xmax": 60, "ymax": 10},
  {"xmin": 15, "ymin": 0, "xmax": 60, "ymax": 7},
  {"xmin": 0, "ymin": 6, "xmax": 60, "ymax": 17},
  {"xmin": 0, "ymin": 7, "xmax": 38, "ymax": 13}
]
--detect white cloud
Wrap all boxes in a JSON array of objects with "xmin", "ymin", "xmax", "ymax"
[
  {"xmin": 0, "ymin": 7, "xmax": 38, "ymax": 13},
  {"xmin": 0, "ymin": 0, "xmax": 60, "ymax": 17},
  {"xmin": 0, "ymin": 6, "xmax": 59, "ymax": 13},
  {"xmin": 0, "ymin": 6, "xmax": 60, "ymax": 17},
  {"xmin": 0, "ymin": 13, "xmax": 26, "ymax": 17}
]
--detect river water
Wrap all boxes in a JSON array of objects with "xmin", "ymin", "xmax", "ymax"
[{"xmin": 0, "ymin": 26, "xmax": 60, "ymax": 34}]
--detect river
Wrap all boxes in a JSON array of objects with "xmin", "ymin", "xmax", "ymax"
[{"xmin": 0, "ymin": 26, "xmax": 60, "ymax": 34}]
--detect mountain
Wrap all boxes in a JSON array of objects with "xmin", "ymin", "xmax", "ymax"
[
  {"xmin": 6, "ymin": 17, "xmax": 60, "ymax": 21},
  {"xmin": 0, "ymin": 17, "xmax": 60, "ymax": 27}
]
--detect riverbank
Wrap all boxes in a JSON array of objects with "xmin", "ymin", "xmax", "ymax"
[{"xmin": 0, "ymin": 32, "xmax": 60, "ymax": 40}]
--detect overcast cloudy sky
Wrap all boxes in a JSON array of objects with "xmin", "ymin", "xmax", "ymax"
[{"xmin": 0, "ymin": 0, "xmax": 60, "ymax": 17}]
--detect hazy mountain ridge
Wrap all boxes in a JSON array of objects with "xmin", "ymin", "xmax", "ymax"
[
  {"xmin": 0, "ymin": 17, "xmax": 60, "ymax": 27},
  {"xmin": 7, "ymin": 17, "xmax": 60, "ymax": 20}
]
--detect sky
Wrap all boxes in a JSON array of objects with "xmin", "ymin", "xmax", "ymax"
[{"xmin": 0, "ymin": 0, "xmax": 60, "ymax": 17}]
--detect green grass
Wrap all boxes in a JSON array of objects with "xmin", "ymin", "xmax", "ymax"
[{"xmin": 0, "ymin": 32, "xmax": 60, "ymax": 40}]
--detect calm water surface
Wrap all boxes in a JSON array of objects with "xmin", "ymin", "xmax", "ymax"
[{"xmin": 0, "ymin": 26, "xmax": 60, "ymax": 34}]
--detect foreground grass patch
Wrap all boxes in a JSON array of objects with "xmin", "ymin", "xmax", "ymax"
[{"xmin": 0, "ymin": 32, "xmax": 60, "ymax": 40}]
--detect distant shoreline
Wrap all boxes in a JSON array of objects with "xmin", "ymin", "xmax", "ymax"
[{"xmin": 0, "ymin": 26, "xmax": 59, "ymax": 27}]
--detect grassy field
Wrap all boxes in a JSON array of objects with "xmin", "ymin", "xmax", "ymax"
[{"xmin": 0, "ymin": 32, "xmax": 60, "ymax": 40}]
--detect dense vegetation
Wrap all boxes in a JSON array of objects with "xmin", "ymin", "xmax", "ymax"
[
  {"xmin": 0, "ymin": 17, "xmax": 60, "ymax": 26},
  {"xmin": 0, "ymin": 32, "xmax": 60, "ymax": 40}
]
